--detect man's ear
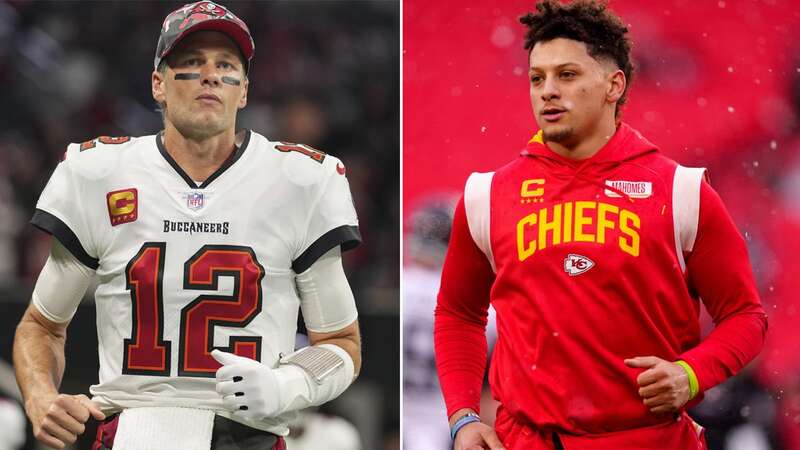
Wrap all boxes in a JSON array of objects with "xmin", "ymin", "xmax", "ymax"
[
  {"xmin": 607, "ymin": 69, "xmax": 626, "ymax": 104},
  {"xmin": 152, "ymin": 70, "xmax": 166, "ymax": 105},
  {"xmin": 238, "ymin": 76, "xmax": 249, "ymax": 109}
]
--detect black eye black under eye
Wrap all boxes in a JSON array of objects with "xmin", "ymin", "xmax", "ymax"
[
  {"xmin": 174, "ymin": 73, "xmax": 200, "ymax": 80},
  {"xmin": 221, "ymin": 76, "xmax": 241, "ymax": 86}
]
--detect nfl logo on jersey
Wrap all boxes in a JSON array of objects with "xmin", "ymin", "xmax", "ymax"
[{"xmin": 187, "ymin": 192, "xmax": 205, "ymax": 210}]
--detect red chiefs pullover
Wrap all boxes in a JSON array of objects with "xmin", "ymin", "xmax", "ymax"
[{"xmin": 434, "ymin": 123, "xmax": 767, "ymax": 443}]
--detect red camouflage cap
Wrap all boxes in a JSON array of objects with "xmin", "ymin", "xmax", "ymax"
[{"xmin": 155, "ymin": 1, "xmax": 255, "ymax": 73}]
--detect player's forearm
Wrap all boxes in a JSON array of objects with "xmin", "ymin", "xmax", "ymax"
[
  {"xmin": 434, "ymin": 309, "xmax": 489, "ymax": 418},
  {"xmin": 679, "ymin": 307, "xmax": 767, "ymax": 393},
  {"xmin": 313, "ymin": 336, "xmax": 361, "ymax": 376},
  {"xmin": 13, "ymin": 305, "xmax": 67, "ymax": 406},
  {"xmin": 308, "ymin": 320, "xmax": 362, "ymax": 377}
]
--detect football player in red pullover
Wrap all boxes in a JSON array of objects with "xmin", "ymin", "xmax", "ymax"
[{"xmin": 434, "ymin": 1, "xmax": 768, "ymax": 449}]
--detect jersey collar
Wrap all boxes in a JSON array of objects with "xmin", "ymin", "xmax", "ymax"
[{"xmin": 156, "ymin": 129, "xmax": 252, "ymax": 189}]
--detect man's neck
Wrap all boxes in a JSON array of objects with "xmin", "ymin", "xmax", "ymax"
[
  {"xmin": 162, "ymin": 123, "xmax": 240, "ymax": 183},
  {"xmin": 546, "ymin": 114, "xmax": 618, "ymax": 161}
]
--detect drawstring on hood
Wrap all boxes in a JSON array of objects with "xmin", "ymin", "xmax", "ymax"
[{"xmin": 520, "ymin": 123, "xmax": 660, "ymax": 202}]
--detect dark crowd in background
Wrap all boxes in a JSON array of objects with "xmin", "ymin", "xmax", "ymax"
[{"xmin": 0, "ymin": 2, "xmax": 399, "ymax": 449}]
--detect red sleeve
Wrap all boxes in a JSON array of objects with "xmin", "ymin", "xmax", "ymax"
[
  {"xmin": 434, "ymin": 197, "xmax": 495, "ymax": 418},
  {"xmin": 679, "ymin": 181, "xmax": 768, "ymax": 393}
]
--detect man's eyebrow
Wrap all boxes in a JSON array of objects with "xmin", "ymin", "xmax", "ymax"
[{"xmin": 529, "ymin": 62, "xmax": 581, "ymax": 73}]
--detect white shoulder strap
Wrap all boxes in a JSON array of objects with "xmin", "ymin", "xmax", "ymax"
[
  {"xmin": 672, "ymin": 165, "xmax": 707, "ymax": 273},
  {"xmin": 464, "ymin": 172, "xmax": 496, "ymax": 273}
]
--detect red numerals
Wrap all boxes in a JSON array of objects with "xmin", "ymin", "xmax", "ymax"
[
  {"xmin": 275, "ymin": 142, "xmax": 326, "ymax": 163},
  {"xmin": 123, "ymin": 243, "xmax": 171, "ymax": 375},
  {"xmin": 122, "ymin": 243, "xmax": 264, "ymax": 378},
  {"xmin": 99, "ymin": 136, "xmax": 131, "ymax": 145},
  {"xmin": 80, "ymin": 135, "xmax": 131, "ymax": 151},
  {"xmin": 179, "ymin": 246, "xmax": 264, "ymax": 377}
]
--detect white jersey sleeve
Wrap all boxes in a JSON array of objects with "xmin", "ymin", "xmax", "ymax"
[
  {"xmin": 291, "ymin": 155, "xmax": 360, "ymax": 273},
  {"xmin": 32, "ymin": 238, "xmax": 93, "ymax": 323},
  {"xmin": 297, "ymin": 247, "xmax": 358, "ymax": 333},
  {"xmin": 31, "ymin": 146, "xmax": 100, "ymax": 269}
]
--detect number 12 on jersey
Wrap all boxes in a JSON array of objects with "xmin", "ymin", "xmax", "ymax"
[{"xmin": 122, "ymin": 242, "xmax": 265, "ymax": 378}]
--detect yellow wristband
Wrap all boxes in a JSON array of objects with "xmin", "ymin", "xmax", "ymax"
[{"xmin": 675, "ymin": 360, "xmax": 699, "ymax": 400}]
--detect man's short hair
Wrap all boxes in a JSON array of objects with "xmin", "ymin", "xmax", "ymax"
[{"xmin": 520, "ymin": 0, "xmax": 634, "ymax": 117}]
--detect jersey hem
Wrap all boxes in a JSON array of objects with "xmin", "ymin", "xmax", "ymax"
[
  {"xmin": 292, "ymin": 225, "xmax": 361, "ymax": 273},
  {"xmin": 31, "ymin": 209, "xmax": 99, "ymax": 270},
  {"xmin": 90, "ymin": 395, "xmax": 291, "ymax": 436}
]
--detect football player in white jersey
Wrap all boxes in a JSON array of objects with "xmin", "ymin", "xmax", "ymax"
[
  {"xmin": 12, "ymin": 2, "xmax": 362, "ymax": 449},
  {"xmin": 403, "ymin": 195, "xmax": 497, "ymax": 450},
  {"xmin": 403, "ymin": 197, "xmax": 455, "ymax": 450}
]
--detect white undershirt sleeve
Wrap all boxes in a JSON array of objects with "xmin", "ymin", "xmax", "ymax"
[
  {"xmin": 32, "ymin": 238, "xmax": 94, "ymax": 324},
  {"xmin": 296, "ymin": 246, "xmax": 358, "ymax": 333}
]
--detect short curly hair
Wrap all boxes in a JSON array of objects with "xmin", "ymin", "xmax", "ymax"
[{"xmin": 520, "ymin": 0, "xmax": 634, "ymax": 117}]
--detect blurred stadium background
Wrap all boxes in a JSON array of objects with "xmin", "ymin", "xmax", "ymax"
[
  {"xmin": 404, "ymin": 1, "xmax": 800, "ymax": 449},
  {"xmin": 0, "ymin": 1, "xmax": 398, "ymax": 449}
]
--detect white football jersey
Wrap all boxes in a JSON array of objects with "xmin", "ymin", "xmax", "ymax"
[
  {"xmin": 403, "ymin": 263, "xmax": 497, "ymax": 450},
  {"xmin": 402, "ymin": 264, "xmax": 450, "ymax": 450},
  {"xmin": 32, "ymin": 130, "xmax": 360, "ymax": 435}
]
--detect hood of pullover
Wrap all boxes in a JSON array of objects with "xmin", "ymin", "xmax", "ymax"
[{"xmin": 520, "ymin": 122, "xmax": 660, "ymax": 201}]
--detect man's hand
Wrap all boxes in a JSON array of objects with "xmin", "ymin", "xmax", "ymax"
[
  {"xmin": 26, "ymin": 393, "xmax": 105, "ymax": 449},
  {"xmin": 453, "ymin": 421, "xmax": 506, "ymax": 450},
  {"xmin": 212, "ymin": 350, "xmax": 283, "ymax": 420},
  {"xmin": 624, "ymin": 356, "xmax": 691, "ymax": 414},
  {"xmin": 449, "ymin": 409, "xmax": 505, "ymax": 450}
]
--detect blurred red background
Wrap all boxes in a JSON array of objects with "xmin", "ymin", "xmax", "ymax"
[
  {"xmin": 404, "ymin": 1, "xmax": 800, "ymax": 448},
  {"xmin": 404, "ymin": 0, "xmax": 799, "ymax": 208}
]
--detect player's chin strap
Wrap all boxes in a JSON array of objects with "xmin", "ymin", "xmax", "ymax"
[{"xmin": 213, "ymin": 344, "xmax": 355, "ymax": 420}]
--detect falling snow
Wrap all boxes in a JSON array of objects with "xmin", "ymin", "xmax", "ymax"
[
  {"xmin": 490, "ymin": 24, "xmax": 515, "ymax": 48},
  {"xmin": 407, "ymin": 4, "xmax": 800, "ymax": 449}
]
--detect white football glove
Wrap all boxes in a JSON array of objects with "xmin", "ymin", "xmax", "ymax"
[{"xmin": 212, "ymin": 350, "xmax": 311, "ymax": 421}]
